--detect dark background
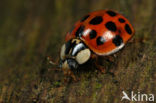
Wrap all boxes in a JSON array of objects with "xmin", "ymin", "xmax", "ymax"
[{"xmin": 0, "ymin": 0, "xmax": 155, "ymax": 102}]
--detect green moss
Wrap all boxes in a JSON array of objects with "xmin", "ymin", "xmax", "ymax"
[
  {"xmin": 92, "ymin": 92, "xmax": 98, "ymax": 103},
  {"xmin": 95, "ymin": 83, "xmax": 102, "ymax": 89},
  {"xmin": 53, "ymin": 81, "xmax": 61, "ymax": 87}
]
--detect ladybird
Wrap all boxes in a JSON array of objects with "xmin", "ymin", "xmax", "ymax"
[{"xmin": 50, "ymin": 10, "xmax": 134, "ymax": 81}]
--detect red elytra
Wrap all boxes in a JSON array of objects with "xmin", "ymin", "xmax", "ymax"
[{"xmin": 65, "ymin": 10, "xmax": 134, "ymax": 55}]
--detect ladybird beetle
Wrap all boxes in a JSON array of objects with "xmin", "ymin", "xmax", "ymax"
[{"xmin": 50, "ymin": 10, "xmax": 134, "ymax": 81}]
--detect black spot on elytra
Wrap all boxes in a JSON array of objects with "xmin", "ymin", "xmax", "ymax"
[
  {"xmin": 106, "ymin": 10, "xmax": 117, "ymax": 17},
  {"xmin": 112, "ymin": 35, "xmax": 123, "ymax": 46},
  {"xmin": 118, "ymin": 18, "xmax": 125, "ymax": 23},
  {"xmin": 105, "ymin": 21, "xmax": 117, "ymax": 32},
  {"xmin": 75, "ymin": 25, "xmax": 85, "ymax": 37},
  {"xmin": 89, "ymin": 30, "xmax": 97, "ymax": 39},
  {"xmin": 125, "ymin": 24, "xmax": 132, "ymax": 34},
  {"xmin": 96, "ymin": 36, "xmax": 105, "ymax": 45},
  {"xmin": 81, "ymin": 15, "xmax": 90, "ymax": 22},
  {"xmin": 89, "ymin": 16, "xmax": 103, "ymax": 25}
]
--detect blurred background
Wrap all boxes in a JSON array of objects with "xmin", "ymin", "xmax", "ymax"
[{"xmin": 0, "ymin": 0, "xmax": 155, "ymax": 102}]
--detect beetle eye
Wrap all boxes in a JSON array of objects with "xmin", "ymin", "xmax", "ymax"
[
  {"xmin": 76, "ymin": 49, "xmax": 91, "ymax": 64},
  {"xmin": 60, "ymin": 44, "xmax": 66, "ymax": 60}
]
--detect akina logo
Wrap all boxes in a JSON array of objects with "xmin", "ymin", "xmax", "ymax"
[{"xmin": 121, "ymin": 91, "xmax": 154, "ymax": 102}]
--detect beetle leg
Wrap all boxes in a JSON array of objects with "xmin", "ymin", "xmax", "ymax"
[
  {"xmin": 105, "ymin": 55, "xmax": 114, "ymax": 62},
  {"xmin": 91, "ymin": 53, "xmax": 97, "ymax": 59},
  {"xmin": 67, "ymin": 69, "xmax": 78, "ymax": 81},
  {"xmin": 48, "ymin": 68, "xmax": 61, "ymax": 71},
  {"xmin": 91, "ymin": 54, "xmax": 106, "ymax": 73},
  {"xmin": 95, "ymin": 62, "xmax": 106, "ymax": 73},
  {"xmin": 63, "ymin": 68, "xmax": 78, "ymax": 82}
]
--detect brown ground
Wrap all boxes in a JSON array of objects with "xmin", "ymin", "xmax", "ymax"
[{"xmin": 0, "ymin": 0, "xmax": 156, "ymax": 103}]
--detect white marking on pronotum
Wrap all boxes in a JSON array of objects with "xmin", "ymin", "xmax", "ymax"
[
  {"xmin": 82, "ymin": 28, "xmax": 91, "ymax": 37},
  {"xmin": 76, "ymin": 49, "xmax": 91, "ymax": 64},
  {"xmin": 72, "ymin": 43, "xmax": 84, "ymax": 55},
  {"xmin": 60, "ymin": 44, "xmax": 66, "ymax": 60}
]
